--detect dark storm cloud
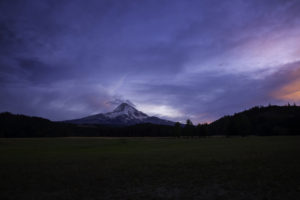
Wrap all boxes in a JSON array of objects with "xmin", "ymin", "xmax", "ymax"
[{"xmin": 0, "ymin": 0, "xmax": 300, "ymax": 122}]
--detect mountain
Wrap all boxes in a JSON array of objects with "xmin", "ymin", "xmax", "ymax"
[{"xmin": 64, "ymin": 103, "xmax": 175, "ymax": 126}]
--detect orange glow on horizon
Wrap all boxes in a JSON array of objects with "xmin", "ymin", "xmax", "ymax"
[{"xmin": 273, "ymin": 69, "xmax": 300, "ymax": 101}]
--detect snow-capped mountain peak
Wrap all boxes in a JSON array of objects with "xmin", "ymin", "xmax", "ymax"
[
  {"xmin": 65, "ymin": 102, "xmax": 174, "ymax": 126},
  {"xmin": 105, "ymin": 103, "xmax": 148, "ymax": 119},
  {"xmin": 113, "ymin": 103, "xmax": 137, "ymax": 113}
]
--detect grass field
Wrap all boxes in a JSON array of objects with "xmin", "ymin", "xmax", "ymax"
[{"xmin": 0, "ymin": 136, "xmax": 300, "ymax": 200}]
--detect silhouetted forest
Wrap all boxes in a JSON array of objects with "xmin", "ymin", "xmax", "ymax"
[
  {"xmin": 209, "ymin": 104, "xmax": 300, "ymax": 136},
  {"xmin": 1, "ymin": 105, "xmax": 300, "ymax": 137}
]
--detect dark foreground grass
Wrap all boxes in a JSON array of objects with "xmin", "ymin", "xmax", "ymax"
[{"xmin": 0, "ymin": 136, "xmax": 300, "ymax": 200}]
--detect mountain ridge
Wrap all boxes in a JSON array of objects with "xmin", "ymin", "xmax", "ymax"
[{"xmin": 64, "ymin": 103, "xmax": 175, "ymax": 126}]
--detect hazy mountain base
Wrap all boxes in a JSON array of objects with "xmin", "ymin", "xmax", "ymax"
[{"xmin": 0, "ymin": 137, "xmax": 299, "ymax": 200}]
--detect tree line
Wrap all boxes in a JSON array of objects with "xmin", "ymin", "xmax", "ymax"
[{"xmin": 1, "ymin": 104, "xmax": 300, "ymax": 137}]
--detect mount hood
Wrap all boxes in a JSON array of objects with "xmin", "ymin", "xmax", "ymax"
[{"xmin": 65, "ymin": 103, "xmax": 175, "ymax": 126}]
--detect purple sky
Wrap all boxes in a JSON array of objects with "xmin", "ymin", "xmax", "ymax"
[{"xmin": 1, "ymin": 0, "xmax": 300, "ymax": 123}]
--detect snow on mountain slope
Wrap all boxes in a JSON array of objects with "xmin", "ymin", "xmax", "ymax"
[
  {"xmin": 105, "ymin": 103, "xmax": 148, "ymax": 119},
  {"xmin": 64, "ymin": 103, "xmax": 174, "ymax": 126}
]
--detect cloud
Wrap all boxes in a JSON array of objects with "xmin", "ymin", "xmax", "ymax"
[
  {"xmin": 108, "ymin": 98, "xmax": 135, "ymax": 107},
  {"xmin": 138, "ymin": 104, "xmax": 184, "ymax": 119},
  {"xmin": 271, "ymin": 61, "xmax": 300, "ymax": 102},
  {"xmin": 128, "ymin": 61, "xmax": 300, "ymax": 123},
  {"xmin": 1, "ymin": 0, "xmax": 300, "ymax": 123}
]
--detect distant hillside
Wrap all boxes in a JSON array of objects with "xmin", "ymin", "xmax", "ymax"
[
  {"xmin": 209, "ymin": 105, "xmax": 300, "ymax": 136},
  {"xmin": 0, "ymin": 112, "xmax": 74, "ymax": 137},
  {"xmin": 0, "ymin": 112, "xmax": 109, "ymax": 137}
]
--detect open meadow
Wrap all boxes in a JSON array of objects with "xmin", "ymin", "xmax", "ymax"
[{"xmin": 0, "ymin": 136, "xmax": 300, "ymax": 200}]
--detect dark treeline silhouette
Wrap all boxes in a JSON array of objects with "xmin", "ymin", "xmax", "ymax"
[
  {"xmin": 0, "ymin": 112, "xmax": 174, "ymax": 137},
  {"xmin": 209, "ymin": 104, "xmax": 300, "ymax": 136},
  {"xmin": 1, "ymin": 104, "xmax": 300, "ymax": 137}
]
